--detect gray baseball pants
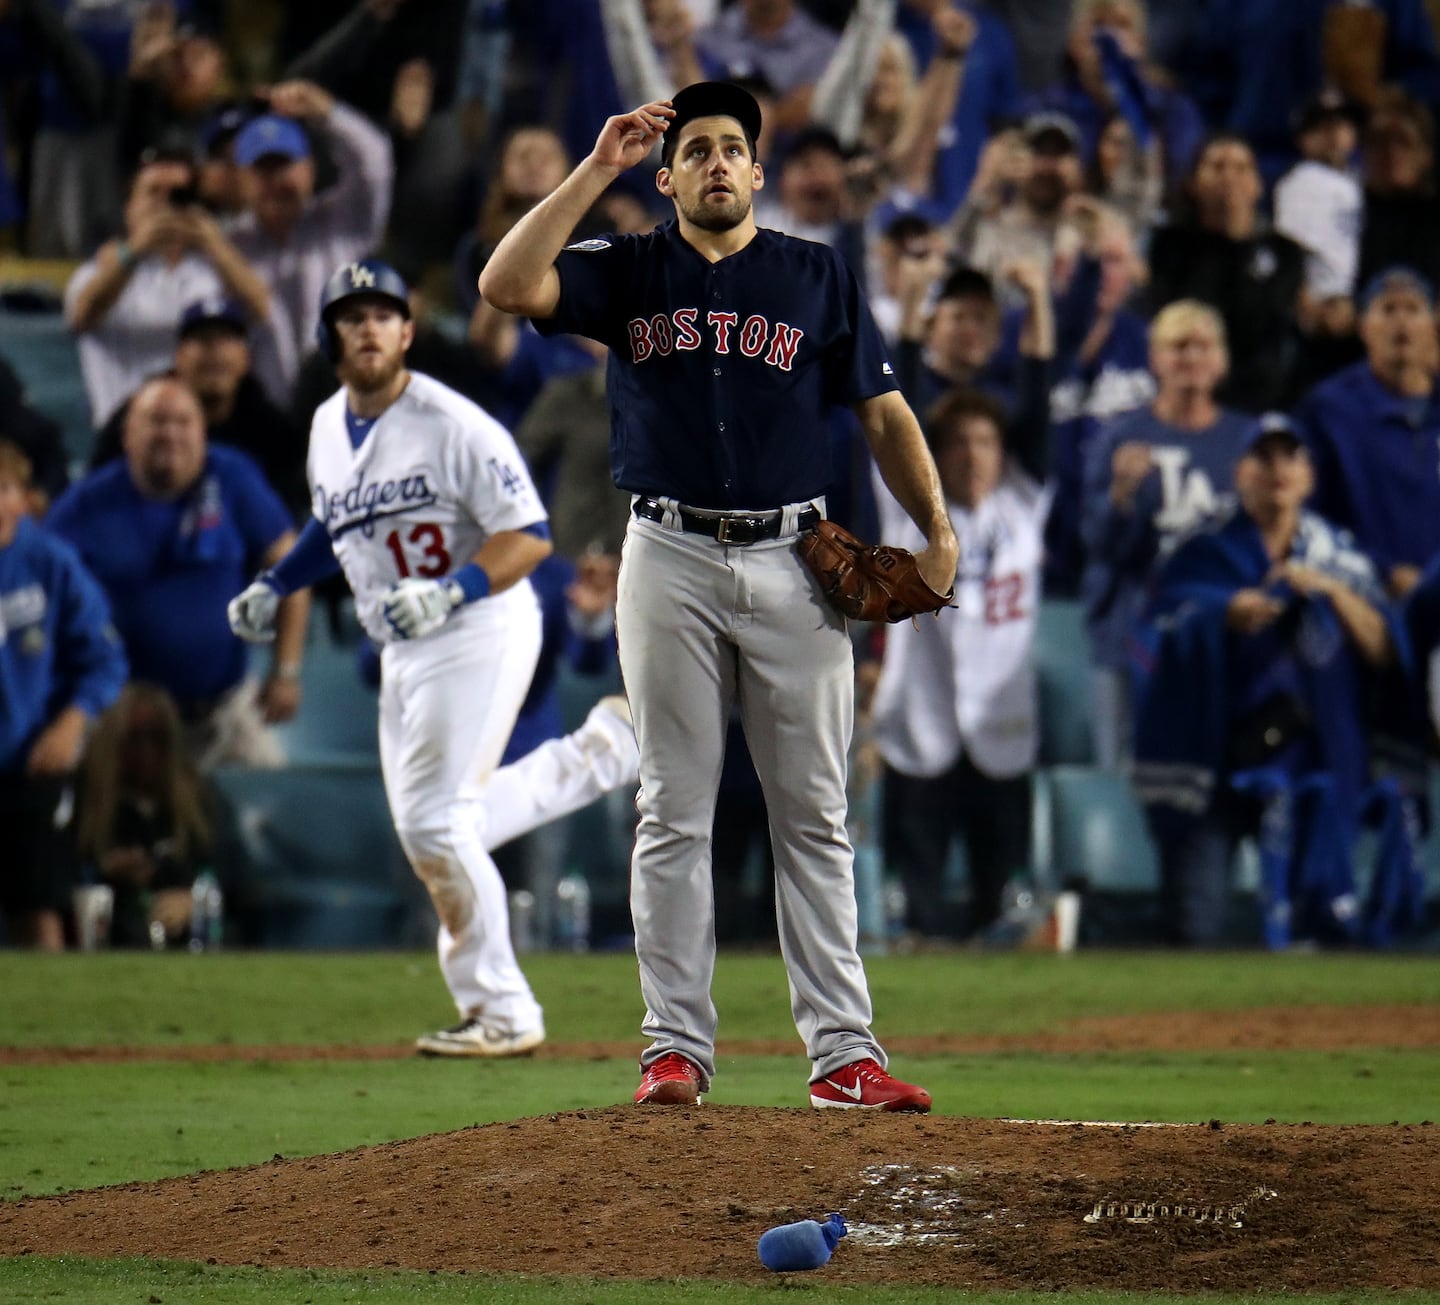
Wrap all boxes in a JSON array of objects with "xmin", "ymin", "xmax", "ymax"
[{"xmin": 616, "ymin": 499, "xmax": 886, "ymax": 1090}]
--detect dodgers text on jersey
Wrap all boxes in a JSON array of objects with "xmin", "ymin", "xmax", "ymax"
[{"xmin": 315, "ymin": 469, "xmax": 441, "ymax": 540}]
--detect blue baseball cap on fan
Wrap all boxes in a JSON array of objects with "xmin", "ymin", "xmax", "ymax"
[
  {"xmin": 233, "ymin": 115, "xmax": 311, "ymax": 167},
  {"xmin": 1357, "ymin": 265, "xmax": 1435, "ymax": 313},
  {"xmin": 1238, "ymin": 411, "xmax": 1304, "ymax": 458}
]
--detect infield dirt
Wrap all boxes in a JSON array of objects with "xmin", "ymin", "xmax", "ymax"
[{"xmin": 2, "ymin": 1003, "xmax": 1438, "ymax": 1291}]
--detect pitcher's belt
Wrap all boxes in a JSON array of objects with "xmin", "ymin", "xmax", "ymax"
[{"xmin": 632, "ymin": 497, "xmax": 820, "ymax": 545}]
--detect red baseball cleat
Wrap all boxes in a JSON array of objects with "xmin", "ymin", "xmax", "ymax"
[
  {"xmin": 809, "ymin": 1058, "xmax": 932, "ymax": 1112},
  {"xmin": 634, "ymin": 1052, "xmax": 703, "ymax": 1105}
]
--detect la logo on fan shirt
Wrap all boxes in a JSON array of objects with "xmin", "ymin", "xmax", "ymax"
[{"xmin": 626, "ymin": 308, "xmax": 805, "ymax": 371}]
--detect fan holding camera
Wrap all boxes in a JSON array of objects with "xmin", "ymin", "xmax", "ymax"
[{"xmin": 64, "ymin": 144, "xmax": 271, "ymax": 430}]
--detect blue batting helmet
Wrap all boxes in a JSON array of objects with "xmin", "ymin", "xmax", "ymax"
[{"xmin": 316, "ymin": 259, "xmax": 411, "ymax": 363}]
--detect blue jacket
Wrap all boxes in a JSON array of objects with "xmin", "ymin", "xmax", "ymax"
[
  {"xmin": 0, "ymin": 517, "xmax": 126, "ymax": 773},
  {"xmin": 1131, "ymin": 506, "xmax": 1383, "ymax": 841},
  {"xmin": 47, "ymin": 448, "xmax": 292, "ymax": 707},
  {"xmin": 1293, "ymin": 361, "xmax": 1440, "ymax": 578}
]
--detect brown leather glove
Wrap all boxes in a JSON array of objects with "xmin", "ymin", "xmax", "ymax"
[{"xmin": 797, "ymin": 518, "xmax": 955, "ymax": 623}]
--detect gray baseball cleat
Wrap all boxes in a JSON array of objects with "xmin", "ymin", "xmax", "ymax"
[{"xmin": 416, "ymin": 1017, "xmax": 545, "ymax": 1058}]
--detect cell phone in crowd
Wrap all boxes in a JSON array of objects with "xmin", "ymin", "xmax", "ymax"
[{"xmin": 169, "ymin": 184, "xmax": 200, "ymax": 208}]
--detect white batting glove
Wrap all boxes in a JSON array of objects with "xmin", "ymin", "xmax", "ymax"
[
  {"xmin": 228, "ymin": 577, "xmax": 283, "ymax": 643},
  {"xmin": 382, "ymin": 577, "xmax": 461, "ymax": 640}
]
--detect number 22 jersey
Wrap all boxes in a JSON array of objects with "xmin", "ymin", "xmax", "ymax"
[{"xmin": 306, "ymin": 372, "xmax": 548, "ymax": 644}]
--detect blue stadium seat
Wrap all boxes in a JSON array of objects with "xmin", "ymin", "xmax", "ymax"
[
  {"xmin": 212, "ymin": 765, "xmax": 418, "ymax": 948},
  {"xmin": 0, "ymin": 302, "xmax": 95, "ymax": 467},
  {"xmin": 1032, "ymin": 765, "xmax": 1163, "ymax": 943},
  {"xmin": 1035, "ymin": 765, "xmax": 1159, "ymax": 893},
  {"xmin": 268, "ymin": 635, "xmax": 380, "ymax": 767},
  {"xmin": 1035, "ymin": 600, "xmax": 1096, "ymax": 766}
]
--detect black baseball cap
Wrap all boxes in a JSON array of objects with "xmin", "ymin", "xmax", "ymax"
[
  {"xmin": 178, "ymin": 296, "xmax": 248, "ymax": 339},
  {"xmin": 664, "ymin": 81, "xmax": 763, "ymax": 163},
  {"xmin": 200, "ymin": 101, "xmax": 255, "ymax": 158}
]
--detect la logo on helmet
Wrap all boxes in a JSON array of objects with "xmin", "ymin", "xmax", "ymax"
[{"xmin": 348, "ymin": 264, "xmax": 377, "ymax": 289}]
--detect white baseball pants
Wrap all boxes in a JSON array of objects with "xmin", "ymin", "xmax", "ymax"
[{"xmin": 380, "ymin": 587, "xmax": 638, "ymax": 1028}]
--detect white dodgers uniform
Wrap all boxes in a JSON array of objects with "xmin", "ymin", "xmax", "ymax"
[{"xmin": 309, "ymin": 373, "xmax": 632, "ymax": 1034}]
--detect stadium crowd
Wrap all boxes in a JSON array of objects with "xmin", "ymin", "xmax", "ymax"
[{"xmin": 2, "ymin": 0, "xmax": 1439, "ymax": 953}]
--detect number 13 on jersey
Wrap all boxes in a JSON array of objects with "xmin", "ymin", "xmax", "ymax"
[{"xmin": 385, "ymin": 522, "xmax": 452, "ymax": 578}]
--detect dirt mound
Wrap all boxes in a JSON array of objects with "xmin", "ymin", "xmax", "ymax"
[{"xmin": 4, "ymin": 1110, "xmax": 1438, "ymax": 1290}]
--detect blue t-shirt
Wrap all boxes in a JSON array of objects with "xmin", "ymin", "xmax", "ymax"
[
  {"xmin": 1043, "ymin": 311, "xmax": 1155, "ymax": 596},
  {"xmin": 47, "ymin": 447, "xmax": 292, "ymax": 705},
  {"xmin": 1081, "ymin": 404, "xmax": 1253, "ymax": 668},
  {"xmin": 1293, "ymin": 361, "xmax": 1440, "ymax": 577},
  {"xmin": 0, "ymin": 518, "xmax": 127, "ymax": 773},
  {"xmin": 534, "ymin": 220, "xmax": 897, "ymax": 509}
]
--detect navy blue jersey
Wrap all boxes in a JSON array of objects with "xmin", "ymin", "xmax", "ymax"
[{"xmin": 532, "ymin": 220, "xmax": 898, "ymax": 510}]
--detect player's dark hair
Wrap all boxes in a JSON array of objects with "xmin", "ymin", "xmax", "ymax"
[{"xmin": 924, "ymin": 387, "xmax": 1008, "ymax": 450}]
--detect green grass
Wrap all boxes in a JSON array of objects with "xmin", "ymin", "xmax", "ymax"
[
  {"xmin": 0, "ymin": 1260, "xmax": 1435, "ymax": 1305},
  {"xmin": 2, "ymin": 949, "xmax": 1437, "ymax": 1301},
  {"xmin": 3, "ymin": 949, "xmax": 1438, "ymax": 1048},
  {"xmin": 2, "ymin": 1049, "xmax": 1433, "ymax": 1199}
]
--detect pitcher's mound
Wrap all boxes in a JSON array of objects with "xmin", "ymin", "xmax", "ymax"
[{"xmin": 4, "ymin": 1108, "xmax": 1439, "ymax": 1289}]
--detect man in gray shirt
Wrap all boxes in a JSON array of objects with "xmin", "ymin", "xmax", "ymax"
[{"xmin": 229, "ymin": 79, "xmax": 394, "ymax": 404}]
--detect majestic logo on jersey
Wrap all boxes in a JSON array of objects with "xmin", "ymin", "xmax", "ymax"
[
  {"xmin": 626, "ymin": 308, "xmax": 805, "ymax": 372},
  {"xmin": 565, "ymin": 238, "xmax": 612, "ymax": 252},
  {"xmin": 346, "ymin": 263, "xmax": 377, "ymax": 288},
  {"xmin": 315, "ymin": 469, "xmax": 440, "ymax": 539}
]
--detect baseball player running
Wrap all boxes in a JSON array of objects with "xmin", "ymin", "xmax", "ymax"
[
  {"xmin": 480, "ymin": 82, "xmax": 959, "ymax": 1110},
  {"xmin": 228, "ymin": 259, "xmax": 638, "ymax": 1057}
]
